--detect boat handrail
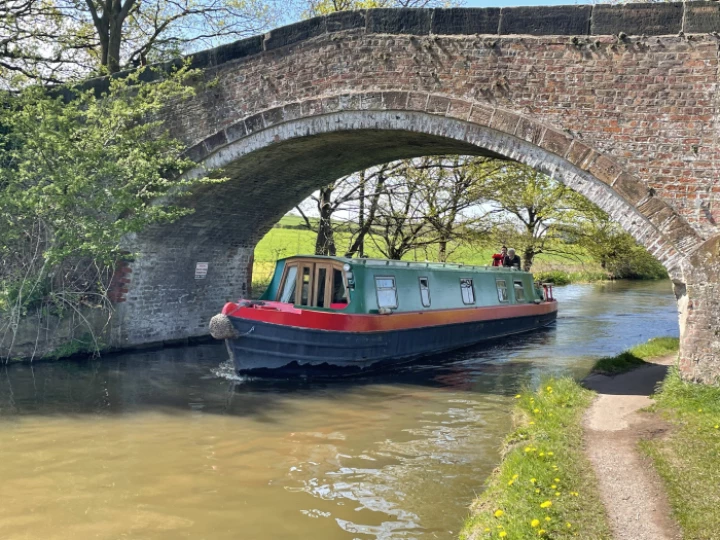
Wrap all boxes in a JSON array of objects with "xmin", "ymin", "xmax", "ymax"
[{"xmin": 357, "ymin": 259, "xmax": 524, "ymax": 272}]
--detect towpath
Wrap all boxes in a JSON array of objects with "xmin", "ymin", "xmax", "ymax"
[{"xmin": 583, "ymin": 355, "xmax": 681, "ymax": 540}]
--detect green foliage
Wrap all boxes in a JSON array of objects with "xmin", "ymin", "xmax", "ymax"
[
  {"xmin": 478, "ymin": 163, "xmax": 599, "ymax": 271},
  {"xmin": 303, "ymin": 0, "xmax": 445, "ymax": 17},
  {"xmin": 642, "ymin": 368, "xmax": 720, "ymax": 538},
  {"xmin": 571, "ymin": 214, "xmax": 667, "ymax": 280},
  {"xmin": 0, "ymin": 65, "xmax": 222, "ymax": 315},
  {"xmin": 592, "ymin": 337, "xmax": 679, "ymax": 375},
  {"xmin": 533, "ymin": 269, "xmax": 610, "ymax": 285},
  {"xmin": 461, "ymin": 378, "xmax": 611, "ymax": 540}
]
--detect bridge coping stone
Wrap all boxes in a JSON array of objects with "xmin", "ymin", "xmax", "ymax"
[
  {"xmin": 74, "ymin": 2, "xmax": 720, "ymax": 96},
  {"xmin": 194, "ymin": 2, "xmax": 720, "ymax": 70}
]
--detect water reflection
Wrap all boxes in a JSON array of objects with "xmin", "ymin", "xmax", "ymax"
[{"xmin": 0, "ymin": 281, "xmax": 678, "ymax": 539}]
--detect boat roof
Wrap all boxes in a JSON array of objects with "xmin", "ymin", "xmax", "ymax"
[{"xmin": 277, "ymin": 254, "xmax": 527, "ymax": 273}]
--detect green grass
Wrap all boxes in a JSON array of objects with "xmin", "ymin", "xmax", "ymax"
[
  {"xmin": 592, "ymin": 337, "xmax": 679, "ymax": 375},
  {"xmin": 641, "ymin": 367, "xmax": 720, "ymax": 539},
  {"xmin": 460, "ymin": 378, "xmax": 611, "ymax": 540}
]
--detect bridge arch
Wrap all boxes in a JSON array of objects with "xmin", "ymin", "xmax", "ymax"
[
  {"xmin": 179, "ymin": 96, "xmax": 702, "ymax": 276},
  {"xmin": 115, "ymin": 93, "xmax": 706, "ymax": 371}
]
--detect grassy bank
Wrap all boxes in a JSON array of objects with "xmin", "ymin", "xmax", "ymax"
[
  {"xmin": 641, "ymin": 369, "xmax": 720, "ymax": 539},
  {"xmin": 460, "ymin": 378, "xmax": 611, "ymax": 540},
  {"xmin": 461, "ymin": 337, "xmax": 682, "ymax": 539},
  {"xmin": 592, "ymin": 337, "xmax": 680, "ymax": 375}
]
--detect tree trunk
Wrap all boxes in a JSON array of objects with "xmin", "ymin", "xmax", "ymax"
[
  {"xmin": 522, "ymin": 247, "xmax": 534, "ymax": 271},
  {"xmin": 106, "ymin": 16, "xmax": 123, "ymax": 73},
  {"xmin": 315, "ymin": 187, "xmax": 336, "ymax": 256},
  {"xmin": 345, "ymin": 175, "xmax": 385, "ymax": 258},
  {"xmin": 438, "ymin": 239, "xmax": 448, "ymax": 262},
  {"xmin": 357, "ymin": 171, "xmax": 365, "ymax": 258}
]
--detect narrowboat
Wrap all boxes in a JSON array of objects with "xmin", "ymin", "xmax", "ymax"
[{"xmin": 209, "ymin": 255, "xmax": 557, "ymax": 373}]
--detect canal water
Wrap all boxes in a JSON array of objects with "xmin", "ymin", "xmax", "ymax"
[{"xmin": 0, "ymin": 281, "xmax": 678, "ymax": 540}]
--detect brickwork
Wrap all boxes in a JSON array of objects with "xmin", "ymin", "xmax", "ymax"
[{"xmin": 104, "ymin": 4, "xmax": 720, "ymax": 382}]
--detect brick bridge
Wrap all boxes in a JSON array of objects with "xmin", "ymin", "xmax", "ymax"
[{"xmin": 111, "ymin": 3, "xmax": 720, "ymax": 382}]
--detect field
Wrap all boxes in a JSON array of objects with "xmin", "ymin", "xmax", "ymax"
[{"xmin": 251, "ymin": 219, "xmax": 604, "ymax": 289}]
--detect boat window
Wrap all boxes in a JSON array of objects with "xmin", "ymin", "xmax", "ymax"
[
  {"xmin": 316, "ymin": 267, "xmax": 327, "ymax": 307},
  {"xmin": 514, "ymin": 280, "xmax": 525, "ymax": 302},
  {"xmin": 419, "ymin": 277, "xmax": 430, "ymax": 307},
  {"xmin": 375, "ymin": 276, "xmax": 398, "ymax": 309},
  {"xmin": 279, "ymin": 265, "xmax": 297, "ymax": 303},
  {"xmin": 331, "ymin": 269, "xmax": 347, "ymax": 306},
  {"xmin": 496, "ymin": 279, "xmax": 508, "ymax": 303},
  {"xmin": 460, "ymin": 278, "xmax": 475, "ymax": 305},
  {"xmin": 300, "ymin": 267, "xmax": 311, "ymax": 306}
]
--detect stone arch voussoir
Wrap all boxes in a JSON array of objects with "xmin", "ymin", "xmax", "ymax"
[{"xmin": 187, "ymin": 92, "xmax": 701, "ymax": 280}]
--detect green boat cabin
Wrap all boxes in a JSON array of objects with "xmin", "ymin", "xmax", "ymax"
[{"xmin": 259, "ymin": 256, "xmax": 545, "ymax": 315}]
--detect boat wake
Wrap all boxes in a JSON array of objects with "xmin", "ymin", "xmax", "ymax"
[{"xmin": 211, "ymin": 360, "xmax": 251, "ymax": 382}]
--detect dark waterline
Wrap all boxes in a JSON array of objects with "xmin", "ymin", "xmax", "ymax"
[{"xmin": 0, "ymin": 281, "xmax": 678, "ymax": 539}]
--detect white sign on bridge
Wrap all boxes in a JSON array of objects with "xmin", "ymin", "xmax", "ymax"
[{"xmin": 195, "ymin": 262, "xmax": 209, "ymax": 279}]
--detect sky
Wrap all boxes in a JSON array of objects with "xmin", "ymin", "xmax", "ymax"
[{"xmin": 464, "ymin": 0, "xmax": 580, "ymax": 6}]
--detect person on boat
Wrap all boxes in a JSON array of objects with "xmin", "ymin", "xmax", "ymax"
[
  {"xmin": 503, "ymin": 248, "xmax": 522, "ymax": 269},
  {"xmin": 491, "ymin": 246, "xmax": 507, "ymax": 267}
]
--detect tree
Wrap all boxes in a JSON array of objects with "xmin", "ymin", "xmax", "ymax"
[
  {"xmin": 0, "ymin": 65, "xmax": 223, "ymax": 322},
  {"xmin": 413, "ymin": 156, "xmax": 501, "ymax": 262},
  {"xmin": 1, "ymin": 0, "xmax": 279, "ymax": 84},
  {"xmin": 304, "ymin": 0, "xmax": 444, "ymax": 17},
  {"xmin": 572, "ymin": 211, "xmax": 667, "ymax": 280},
  {"xmin": 295, "ymin": 163, "xmax": 398, "ymax": 256},
  {"xmin": 479, "ymin": 163, "xmax": 595, "ymax": 271},
  {"xmin": 366, "ymin": 157, "xmax": 496, "ymax": 261}
]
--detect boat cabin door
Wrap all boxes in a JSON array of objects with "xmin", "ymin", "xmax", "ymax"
[
  {"xmin": 313, "ymin": 263, "xmax": 333, "ymax": 308},
  {"xmin": 278, "ymin": 259, "xmax": 348, "ymax": 308}
]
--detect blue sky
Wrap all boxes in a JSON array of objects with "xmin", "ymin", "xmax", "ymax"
[{"xmin": 464, "ymin": 0, "xmax": 579, "ymax": 6}]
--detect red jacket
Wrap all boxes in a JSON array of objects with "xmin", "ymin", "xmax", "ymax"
[{"xmin": 491, "ymin": 253, "xmax": 504, "ymax": 267}]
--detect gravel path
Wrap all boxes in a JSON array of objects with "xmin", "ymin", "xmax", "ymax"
[{"xmin": 583, "ymin": 356, "xmax": 682, "ymax": 540}]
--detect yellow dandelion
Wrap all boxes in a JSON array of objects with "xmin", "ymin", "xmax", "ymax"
[
  {"xmin": 698, "ymin": 408, "xmax": 703, "ymax": 412},
  {"xmin": 538, "ymin": 452, "xmax": 545, "ymax": 457},
  {"xmin": 535, "ymin": 488, "xmax": 541, "ymax": 493},
  {"xmin": 507, "ymin": 479, "xmax": 515, "ymax": 486},
  {"xmin": 499, "ymin": 532, "xmax": 507, "ymax": 538},
  {"xmin": 494, "ymin": 509, "xmax": 504, "ymax": 518},
  {"xmin": 531, "ymin": 519, "xmax": 540, "ymax": 528},
  {"xmin": 533, "ymin": 408, "xmax": 541, "ymax": 414},
  {"xmin": 515, "ymin": 394, "xmax": 522, "ymax": 399},
  {"xmin": 512, "ymin": 474, "xmax": 519, "ymax": 480},
  {"xmin": 530, "ymin": 478, "xmax": 537, "ymax": 484},
  {"xmin": 715, "ymin": 425, "xmax": 719, "ymax": 429},
  {"xmin": 538, "ymin": 529, "xmax": 546, "ymax": 536},
  {"xmin": 566, "ymin": 522, "xmax": 572, "ymax": 529},
  {"xmin": 554, "ymin": 478, "xmax": 560, "ymax": 482},
  {"xmin": 540, "ymin": 501, "xmax": 552, "ymax": 508},
  {"xmin": 551, "ymin": 485, "xmax": 556, "ymax": 489},
  {"xmin": 544, "ymin": 517, "xmax": 551, "ymax": 522},
  {"xmin": 555, "ymin": 492, "xmax": 561, "ymax": 496},
  {"xmin": 547, "ymin": 452, "xmax": 554, "ymax": 456},
  {"xmin": 529, "ymin": 421, "xmax": 535, "ymax": 425},
  {"xmin": 484, "ymin": 528, "xmax": 490, "ymax": 533}
]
